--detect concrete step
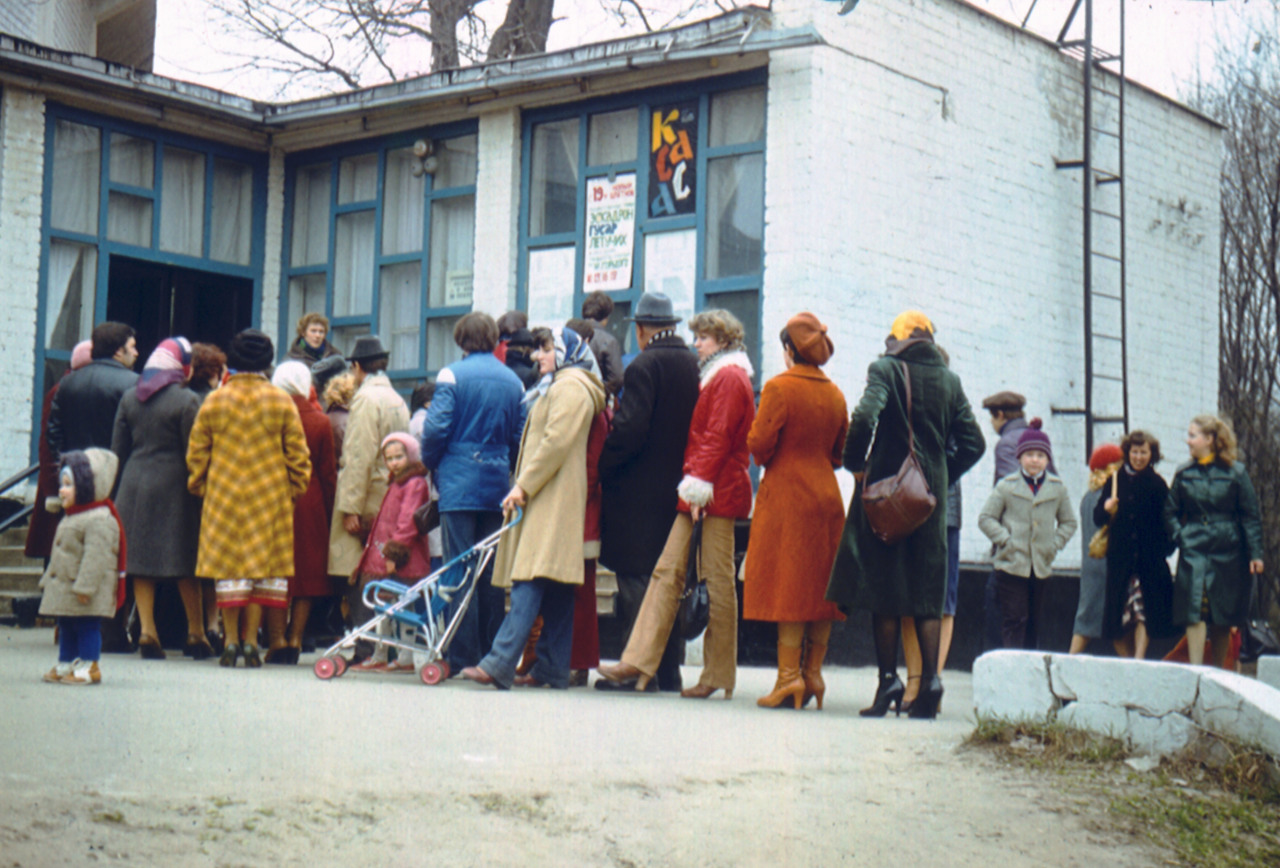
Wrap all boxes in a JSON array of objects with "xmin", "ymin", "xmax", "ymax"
[
  {"xmin": 0, "ymin": 527, "xmax": 29, "ymax": 548},
  {"xmin": 0, "ymin": 544, "xmax": 36, "ymax": 567}
]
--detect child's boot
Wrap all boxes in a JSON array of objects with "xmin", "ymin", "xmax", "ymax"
[
  {"xmin": 61, "ymin": 659, "xmax": 101, "ymax": 685},
  {"xmin": 43, "ymin": 662, "xmax": 72, "ymax": 683}
]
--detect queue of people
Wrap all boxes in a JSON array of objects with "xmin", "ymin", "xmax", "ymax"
[{"xmin": 30, "ymin": 299, "xmax": 1267, "ymax": 711}]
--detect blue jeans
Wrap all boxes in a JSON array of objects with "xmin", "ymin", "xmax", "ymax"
[
  {"xmin": 479, "ymin": 579, "xmax": 576, "ymax": 689},
  {"xmin": 58, "ymin": 616, "xmax": 102, "ymax": 663},
  {"xmin": 944, "ymin": 526, "xmax": 961, "ymax": 617},
  {"xmin": 442, "ymin": 510, "xmax": 505, "ymax": 671}
]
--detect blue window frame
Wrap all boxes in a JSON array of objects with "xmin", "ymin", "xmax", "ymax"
[
  {"xmin": 280, "ymin": 122, "xmax": 479, "ymax": 388},
  {"xmin": 518, "ymin": 70, "xmax": 767, "ymax": 369},
  {"xmin": 33, "ymin": 104, "xmax": 267, "ymax": 458}
]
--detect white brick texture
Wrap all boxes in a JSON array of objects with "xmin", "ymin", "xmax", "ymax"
[
  {"xmin": 472, "ymin": 108, "xmax": 522, "ymax": 315},
  {"xmin": 260, "ymin": 147, "xmax": 286, "ymax": 343}
]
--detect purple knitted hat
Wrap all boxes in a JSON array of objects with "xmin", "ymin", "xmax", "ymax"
[{"xmin": 1015, "ymin": 419, "xmax": 1052, "ymax": 462}]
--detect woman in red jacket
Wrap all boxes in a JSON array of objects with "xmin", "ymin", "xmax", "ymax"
[{"xmin": 597, "ymin": 309, "xmax": 755, "ymax": 698}]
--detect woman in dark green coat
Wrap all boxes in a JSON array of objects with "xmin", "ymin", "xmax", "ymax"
[
  {"xmin": 825, "ymin": 311, "xmax": 985, "ymax": 719},
  {"xmin": 1163, "ymin": 414, "xmax": 1264, "ymax": 667}
]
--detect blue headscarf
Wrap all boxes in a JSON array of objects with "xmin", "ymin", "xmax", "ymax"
[{"xmin": 522, "ymin": 326, "xmax": 599, "ymax": 406}]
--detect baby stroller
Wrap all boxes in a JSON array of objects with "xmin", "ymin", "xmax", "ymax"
[{"xmin": 313, "ymin": 508, "xmax": 522, "ymax": 686}]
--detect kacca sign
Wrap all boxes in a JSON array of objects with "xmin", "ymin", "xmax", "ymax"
[{"xmin": 650, "ymin": 102, "xmax": 697, "ymax": 218}]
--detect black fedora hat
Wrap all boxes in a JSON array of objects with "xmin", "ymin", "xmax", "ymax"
[
  {"xmin": 346, "ymin": 335, "xmax": 390, "ymax": 362},
  {"xmin": 626, "ymin": 292, "xmax": 680, "ymax": 325}
]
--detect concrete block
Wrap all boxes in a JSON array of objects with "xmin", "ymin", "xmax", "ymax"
[
  {"xmin": 1058, "ymin": 701, "xmax": 1127, "ymax": 738},
  {"xmin": 1126, "ymin": 710, "xmax": 1197, "ymax": 757},
  {"xmin": 1049, "ymin": 655, "xmax": 1200, "ymax": 715},
  {"xmin": 972, "ymin": 650, "xmax": 1058, "ymax": 722},
  {"xmin": 1258, "ymin": 657, "xmax": 1280, "ymax": 692},
  {"xmin": 1194, "ymin": 669, "xmax": 1280, "ymax": 758}
]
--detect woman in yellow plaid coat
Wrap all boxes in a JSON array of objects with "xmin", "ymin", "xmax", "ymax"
[{"xmin": 187, "ymin": 330, "xmax": 311, "ymax": 668}]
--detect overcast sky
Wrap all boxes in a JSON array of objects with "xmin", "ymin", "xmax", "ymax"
[{"xmin": 152, "ymin": 0, "xmax": 1267, "ymax": 104}]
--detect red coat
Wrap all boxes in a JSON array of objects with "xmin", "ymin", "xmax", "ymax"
[
  {"xmin": 290, "ymin": 394, "xmax": 337, "ymax": 596},
  {"xmin": 357, "ymin": 464, "xmax": 432, "ymax": 580},
  {"xmin": 676, "ymin": 351, "xmax": 756, "ymax": 519},
  {"xmin": 583, "ymin": 408, "xmax": 610, "ymax": 551},
  {"xmin": 25, "ymin": 384, "xmax": 62, "ymax": 559},
  {"xmin": 742, "ymin": 365, "xmax": 848, "ymax": 623}
]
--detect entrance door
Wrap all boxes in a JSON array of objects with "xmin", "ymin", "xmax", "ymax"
[{"xmin": 106, "ymin": 256, "xmax": 254, "ymax": 363}]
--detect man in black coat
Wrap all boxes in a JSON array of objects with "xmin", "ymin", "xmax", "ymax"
[
  {"xmin": 48, "ymin": 322, "xmax": 139, "ymax": 456},
  {"xmin": 598, "ymin": 292, "xmax": 699, "ymax": 692}
]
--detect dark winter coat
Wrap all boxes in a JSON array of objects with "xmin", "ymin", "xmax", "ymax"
[
  {"xmin": 48, "ymin": 359, "xmax": 138, "ymax": 455},
  {"xmin": 111, "ymin": 383, "xmax": 203, "ymax": 578},
  {"xmin": 1093, "ymin": 464, "xmax": 1175, "ymax": 639},
  {"xmin": 589, "ymin": 327, "xmax": 625, "ymax": 396},
  {"xmin": 285, "ymin": 337, "xmax": 343, "ymax": 364},
  {"xmin": 25, "ymin": 384, "xmax": 62, "ymax": 559},
  {"xmin": 290, "ymin": 393, "xmax": 338, "ymax": 597},
  {"xmin": 825, "ymin": 341, "xmax": 986, "ymax": 618},
  {"xmin": 598, "ymin": 333, "xmax": 700, "ymax": 576},
  {"xmin": 1164, "ymin": 459, "xmax": 1264, "ymax": 627},
  {"xmin": 504, "ymin": 349, "xmax": 540, "ymax": 390},
  {"xmin": 419, "ymin": 351, "xmax": 525, "ymax": 513}
]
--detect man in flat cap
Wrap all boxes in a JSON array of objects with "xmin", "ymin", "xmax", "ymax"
[{"xmin": 328, "ymin": 336, "xmax": 410, "ymax": 646}]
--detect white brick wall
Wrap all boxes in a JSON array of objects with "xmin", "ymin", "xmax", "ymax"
[
  {"xmin": 767, "ymin": 0, "xmax": 1222, "ymax": 566},
  {"xmin": 260, "ymin": 147, "xmax": 285, "ymax": 344},
  {"xmin": 472, "ymin": 108, "xmax": 522, "ymax": 314},
  {"xmin": 0, "ymin": 87, "xmax": 47, "ymax": 477}
]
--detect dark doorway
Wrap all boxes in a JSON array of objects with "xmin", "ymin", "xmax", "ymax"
[{"xmin": 107, "ymin": 256, "xmax": 254, "ymax": 364}]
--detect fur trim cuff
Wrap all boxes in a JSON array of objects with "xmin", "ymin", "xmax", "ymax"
[
  {"xmin": 677, "ymin": 475, "xmax": 715, "ymax": 507},
  {"xmin": 382, "ymin": 541, "xmax": 411, "ymax": 569}
]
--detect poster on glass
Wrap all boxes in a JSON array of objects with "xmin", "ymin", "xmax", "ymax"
[{"xmin": 583, "ymin": 173, "xmax": 636, "ymax": 292}]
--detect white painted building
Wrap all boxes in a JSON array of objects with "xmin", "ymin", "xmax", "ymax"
[{"xmin": 0, "ymin": 0, "xmax": 1221, "ymax": 566}]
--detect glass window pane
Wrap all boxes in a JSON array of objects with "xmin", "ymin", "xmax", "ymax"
[
  {"xmin": 338, "ymin": 153, "xmax": 378, "ymax": 204},
  {"xmin": 588, "ymin": 109, "xmax": 637, "ymax": 165},
  {"xmin": 211, "ymin": 158, "xmax": 253, "ymax": 265},
  {"xmin": 705, "ymin": 154, "xmax": 764, "ymax": 279},
  {"xmin": 160, "ymin": 147, "xmax": 205, "ymax": 257},
  {"xmin": 333, "ymin": 210, "xmax": 376, "ymax": 316},
  {"xmin": 529, "ymin": 118, "xmax": 579, "ymax": 237},
  {"xmin": 426, "ymin": 316, "xmax": 464, "ymax": 371},
  {"xmin": 44, "ymin": 239, "xmax": 97, "ymax": 350},
  {"xmin": 526, "ymin": 245, "xmax": 576, "ymax": 330},
  {"xmin": 428, "ymin": 195, "xmax": 475, "ymax": 308},
  {"xmin": 329, "ymin": 323, "xmax": 370, "ymax": 357},
  {"xmin": 643, "ymin": 230, "xmax": 696, "ymax": 342},
  {"xmin": 109, "ymin": 133, "xmax": 154, "ymax": 188},
  {"xmin": 379, "ymin": 262, "xmax": 421, "ymax": 370},
  {"xmin": 706, "ymin": 290, "xmax": 759, "ymax": 374},
  {"xmin": 107, "ymin": 191, "xmax": 152, "ymax": 246},
  {"xmin": 383, "ymin": 148, "xmax": 425, "ymax": 255},
  {"xmin": 51, "ymin": 120, "xmax": 100, "ymax": 235},
  {"xmin": 709, "ymin": 87, "xmax": 766, "ymax": 148},
  {"xmin": 288, "ymin": 273, "xmax": 328, "ymax": 335},
  {"xmin": 435, "ymin": 134, "xmax": 477, "ymax": 189},
  {"xmin": 292, "ymin": 163, "xmax": 331, "ymax": 267}
]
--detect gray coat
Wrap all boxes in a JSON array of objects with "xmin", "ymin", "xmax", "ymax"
[
  {"xmin": 111, "ymin": 383, "xmax": 203, "ymax": 578},
  {"xmin": 39, "ymin": 449, "xmax": 121, "ymax": 619},
  {"xmin": 979, "ymin": 473, "xmax": 1078, "ymax": 578}
]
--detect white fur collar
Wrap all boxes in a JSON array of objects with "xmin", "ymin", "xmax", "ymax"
[{"xmin": 699, "ymin": 350, "xmax": 753, "ymax": 389}]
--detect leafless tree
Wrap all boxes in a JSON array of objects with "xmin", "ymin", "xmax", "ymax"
[
  {"xmin": 1197, "ymin": 9, "xmax": 1280, "ymax": 623},
  {"xmin": 201, "ymin": 0, "xmax": 737, "ymax": 99}
]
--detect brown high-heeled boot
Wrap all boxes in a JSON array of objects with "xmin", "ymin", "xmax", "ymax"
[
  {"xmin": 801, "ymin": 640, "xmax": 828, "ymax": 710},
  {"xmin": 516, "ymin": 615, "xmax": 543, "ymax": 676},
  {"xmin": 757, "ymin": 643, "xmax": 805, "ymax": 709}
]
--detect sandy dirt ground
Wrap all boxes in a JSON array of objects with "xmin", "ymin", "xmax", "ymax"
[{"xmin": 0, "ymin": 626, "xmax": 1164, "ymax": 867}]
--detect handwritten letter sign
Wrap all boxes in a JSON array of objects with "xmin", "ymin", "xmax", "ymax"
[{"xmin": 584, "ymin": 173, "xmax": 636, "ymax": 291}]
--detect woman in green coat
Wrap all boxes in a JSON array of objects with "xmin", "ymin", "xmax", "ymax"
[
  {"xmin": 1164, "ymin": 414, "xmax": 1264, "ymax": 667},
  {"xmin": 825, "ymin": 311, "xmax": 985, "ymax": 719}
]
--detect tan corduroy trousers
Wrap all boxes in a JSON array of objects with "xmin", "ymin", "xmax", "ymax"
[{"xmin": 621, "ymin": 513, "xmax": 737, "ymax": 690}]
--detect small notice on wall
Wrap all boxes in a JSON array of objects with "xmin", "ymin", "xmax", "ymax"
[
  {"xmin": 445, "ymin": 270, "xmax": 474, "ymax": 306},
  {"xmin": 583, "ymin": 173, "xmax": 636, "ymax": 291}
]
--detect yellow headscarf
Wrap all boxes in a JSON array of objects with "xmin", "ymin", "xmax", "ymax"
[{"xmin": 890, "ymin": 310, "xmax": 935, "ymax": 341}]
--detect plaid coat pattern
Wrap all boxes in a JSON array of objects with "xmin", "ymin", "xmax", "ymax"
[{"xmin": 187, "ymin": 373, "xmax": 311, "ymax": 579}]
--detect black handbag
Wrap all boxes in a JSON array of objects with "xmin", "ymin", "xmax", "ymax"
[
  {"xmin": 678, "ymin": 518, "xmax": 710, "ymax": 641},
  {"xmin": 413, "ymin": 498, "xmax": 440, "ymax": 536},
  {"xmin": 1239, "ymin": 575, "xmax": 1280, "ymax": 664}
]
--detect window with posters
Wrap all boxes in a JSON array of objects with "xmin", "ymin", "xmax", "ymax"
[
  {"xmin": 519, "ymin": 71, "xmax": 765, "ymax": 371},
  {"xmin": 281, "ymin": 121, "xmax": 478, "ymax": 389}
]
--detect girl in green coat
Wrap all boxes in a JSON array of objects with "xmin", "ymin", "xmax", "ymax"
[{"xmin": 1163, "ymin": 414, "xmax": 1264, "ymax": 667}]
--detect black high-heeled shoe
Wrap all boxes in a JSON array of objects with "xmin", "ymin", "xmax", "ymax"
[
  {"xmin": 859, "ymin": 672, "xmax": 906, "ymax": 717},
  {"xmin": 908, "ymin": 675, "xmax": 944, "ymax": 720}
]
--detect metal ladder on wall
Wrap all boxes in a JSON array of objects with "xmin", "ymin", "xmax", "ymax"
[{"xmin": 1038, "ymin": 0, "xmax": 1130, "ymax": 455}]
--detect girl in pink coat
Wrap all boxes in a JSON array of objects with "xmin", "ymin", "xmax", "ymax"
[{"xmin": 351, "ymin": 432, "xmax": 433, "ymax": 672}]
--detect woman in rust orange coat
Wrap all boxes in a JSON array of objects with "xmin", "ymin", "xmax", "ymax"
[{"xmin": 743, "ymin": 313, "xmax": 848, "ymax": 709}]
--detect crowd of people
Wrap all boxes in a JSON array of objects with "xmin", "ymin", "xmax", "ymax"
[{"xmin": 29, "ymin": 295, "xmax": 1265, "ymax": 714}]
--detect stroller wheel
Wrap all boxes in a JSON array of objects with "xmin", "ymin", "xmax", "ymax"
[
  {"xmin": 420, "ymin": 662, "xmax": 446, "ymax": 686},
  {"xmin": 314, "ymin": 657, "xmax": 338, "ymax": 680},
  {"xmin": 333, "ymin": 656, "xmax": 349, "ymax": 677}
]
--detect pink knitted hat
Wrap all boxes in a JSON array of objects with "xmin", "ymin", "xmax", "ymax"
[{"xmin": 381, "ymin": 432, "xmax": 420, "ymax": 464}]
